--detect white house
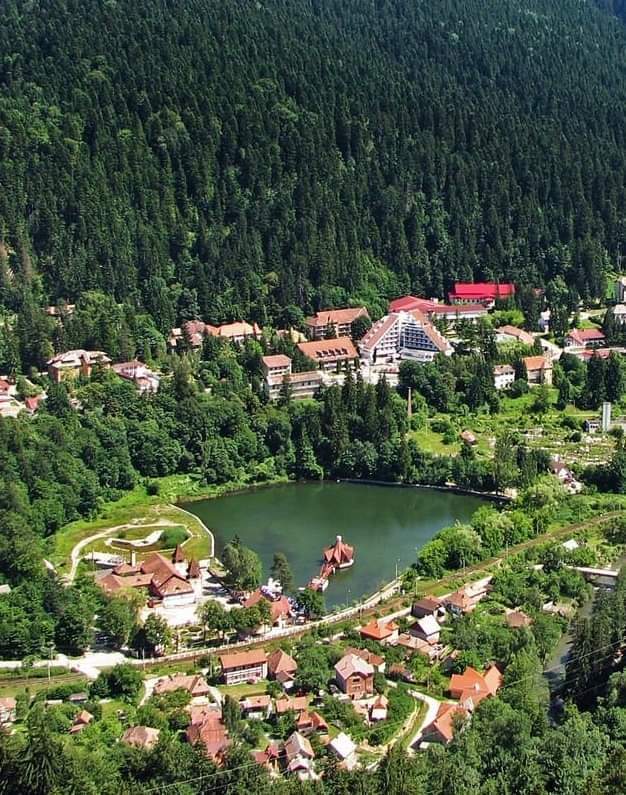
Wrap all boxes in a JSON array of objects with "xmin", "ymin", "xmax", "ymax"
[
  {"xmin": 493, "ymin": 364, "xmax": 515, "ymax": 390},
  {"xmin": 328, "ymin": 732, "xmax": 358, "ymax": 770}
]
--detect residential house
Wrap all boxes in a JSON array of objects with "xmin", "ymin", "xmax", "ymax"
[
  {"xmin": 267, "ymin": 649, "xmax": 298, "ymax": 690},
  {"xmin": 243, "ymin": 588, "xmax": 293, "ymax": 629},
  {"xmin": 112, "ymin": 360, "xmax": 160, "ymax": 393},
  {"xmin": 69, "ymin": 710, "xmax": 93, "ymax": 734},
  {"xmin": 442, "ymin": 577, "xmax": 491, "ymax": 615},
  {"xmin": 284, "ymin": 731, "xmax": 317, "ymax": 781},
  {"xmin": 219, "ymin": 648, "xmax": 268, "ymax": 685},
  {"xmin": 411, "ymin": 615, "xmax": 441, "ymax": 645},
  {"xmin": 359, "ymin": 310, "xmax": 453, "ymax": 364},
  {"xmin": 370, "ymin": 694, "xmax": 389, "ymax": 722},
  {"xmin": 493, "ymin": 364, "xmax": 515, "ymax": 390},
  {"xmin": 98, "ymin": 550, "xmax": 196, "ymax": 607},
  {"xmin": 388, "ymin": 296, "xmax": 487, "ymax": 324},
  {"xmin": 359, "ymin": 618, "xmax": 399, "ymax": 645},
  {"xmin": 47, "ymin": 350, "xmax": 111, "ymax": 383},
  {"xmin": 449, "ymin": 664, "xmax": 503, "ymax": 708},
  {"xmin": 344, "ymin": 646, "xmax": 386, "ymax": 673},
  {"xmin": 328, "ymin": 732, "xmax": 358, "ymax": 770},
  {"xmin": 564, "ymin": 328, "xmax": 606, "ymax": 349},
  {"xmin": 522, "ymin": 355, "xmax": 553, "ymax": 385},
  {"xmin": 297, "ymin": 337, "xmax": 359, "ymax": 371},
  {"xmin": 121, "ymin": 725, "xmax": 161, "ymax": 750},
  {"xmin": 153, "ymin": 673, "xmax": 210, "ymax": 698},
  {"xmin": 0, "ymin": 697, "xmax": 16, "ymax": 724},
  {"xmin": 496, "ymin": 325, "xmax": 535, "ymax": 346},
  {"xmin": 448, "ymin": 282, "xmax": 515, "ymax": 307},
  {"xmin": 23, "ymin": 394, "xmax": 44, "ymax": 414},
  {"xmin": 186, "ymin": 711, "xmax": 230, "ymax": 762},
  {"xmin": 396, "ymin": 633, "xmax": 441, "ymax": 662},
  {"xmin": 423, "ymin": 702, "xmax": 469, "ymax": 744},
  {"xmin": 275, "ymin": 695, "xmax": 310, "ymax": 715},
  {"xmin": 240, "ymin": 695, "xmax": 273, "ymax": 720},
  {"xmin": 334, "ymin": 653, "xmax": 375, "ymax": 699},
  {"xmin": 305, "ymin": 307, "xmax": 370, "ymax": 340},
  {"xmin": 295, "ymin": 710, "xmax": 329, "ymax": 736},
  {"xmin": 261, "ymin": 354, "xmax": 323, "ymax": 400},
  {"xmin": 505, "ymin": 609, "xmax": 533, "ymax": 629},
  {"xmin": 412, "ymin": 596, "xmax": 444, "ymax": 620},
  {"xmin": 252, "ymin": 742, "xmax": 283, "ymax": 775}
]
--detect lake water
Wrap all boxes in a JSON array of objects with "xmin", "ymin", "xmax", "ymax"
[{"xmin": 182, "ymin": 482, "xmax": 484, "ymax": 609}]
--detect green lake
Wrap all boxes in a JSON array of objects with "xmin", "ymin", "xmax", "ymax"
[{"xmin": 183, "ymin": 482, "xmax": 485, "ymax": 609}]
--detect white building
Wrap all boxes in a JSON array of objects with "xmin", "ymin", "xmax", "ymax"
[
  {"xmin": 359, "ymin": 311, "xmax": 453, "ymax": 364},
  {"xmin": 493, "ymin": 364, "xmax": 515, "ymax": 390},
  {"xmin": 261, "ymin": 354, "xmax": 323, "ymax": 400}
]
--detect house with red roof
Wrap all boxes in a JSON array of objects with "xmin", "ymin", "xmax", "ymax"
[
  {"xmin": 275, "ymin": 695, "xmax": 310, "ymax": 715},
  {"xmin": 153, "ymin": 673, "xmax": 210, "ymax": 698},
  {"xmin": 186, "ymin": 711, "xmax": 230, "ymax": 763},
  {"xmin": 97, "ymin": 549, "xmax": 196, "ymax": 607},
  {"xmin": 47, "ymin": 350, "xmax": 111, "ymax": 383},
  {"xmin": 261, "ymin": 354, "xmax": 323, "ymax": 400},
  {"xmin": 295, "ymin": 709, "xmax": 329, "ymax": 736},
  {"xmin": 564, "ymin": 328, "xmax": 606, "ymax": 350},
  {"xmin": 240, "ymin": 694, "xmax": 273, "ymax": 720},
  {"xmin": 388, "ymin": 296, "xmax": 487, "ymax": 324},
  {"xmin": 424, "ymin": 702, "xmax": 470, "ymax": 744},
  {"xmin": 69, "ymin": 710, "xmax": 93, "ymax": 734},
  {"xmin": 359, "ymin": 618, "xmax": 399, "ymax": 645},
  {"xmin": 267, "ymin": 649, "xmax": 298, "ymax": 690},
  {"xmin": 449, "ymin": 664, "xmax": 503, "ymax": 708},
  {"xmin": 297, "ymin": 337, "xmax": 359, "ymax": 370},
  {"xmin": 243, "ymin": 588, "xmax": 293, "ymax": 629},
  {"xmin": 305, "ymin": 307, "xmax": 370, "ymax": 340},
  {"xmin": 334, "ymin": 652, "xmax": 374, "ymax": 699},
  {"xmin": 121, "ymin": 726, "xmax": 161, "ymax": 750},
  {"xmin": 522, "ymin": 354, "xmax": 553, "ymax": 386},
  {"xmin": 448, "ymin": 282, "xmax": 515, "ymax": 307},
  {"xmin": 219, "ymin": 648, "xmax": 268, "ymax": 685},
  {"xmin": 112, "ymin": 360, "xmax": 160, "ymax": 394},
  {"xmin": 496, "ymin": 325, "xmax": 535, "ymax": 347}
]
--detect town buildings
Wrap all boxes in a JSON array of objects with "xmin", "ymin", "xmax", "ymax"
[
  {"xmin": 359, "ymin": 310, "xmax": 453, "ymax": 364},
  {"xmin": 97, "ymin": 549, "xmax": 198, "ymax": 607},
  {"xmin": 296, "ymin": 337, "xmax": 359, "ymax": 370},
  {"xmin": 304, "ymin": 307, "xmax": 369, "ymax": 339},
  {"xmin": 112, "ymin": 360, "xmax": 160, "ymax": 393},
  {"xmin": 522, "ymin": 355, "xmax": 553, "ymax": 385},
  {"xmin": 334, "ymin": 652, "xmax": 375, "ymax": 699},
  {"xmin": 121, "ymin": 726, "xmax": 161, "ymax": 750},
  {"xmin": 496, "ymin": 325, "xmax": 534, "ymax": 346},
  {"xmin": 168, "ymin": 319, "xmax": 262, "ymax": 350},
  {"xmin": 388, "ymin": 296, "xmax": 487, "ymax": 324},
  {"xmin": 260, "ymin": 354, "xmax": 323, "ymax": 400},
  {"xmin": 153, "ymin": 673, "xmax": 210, "ymax": 698},
  {"xmin": 448, "ymin": 282, "xmax": 515, "ymax": 307},
  {"xmin": 564, "ymin": 328, "xmax": 606, "ymax": 349},
  {"xmin": 493, "ymin": 364, "xmax": 515, "ymax": 390},
  {"xmin": 219, "ymin": 648, "xmax": 268, "ymax": 685},
  {"xmin": 47, "ymin": 350, "xmax": 111, "ymax": 382}
]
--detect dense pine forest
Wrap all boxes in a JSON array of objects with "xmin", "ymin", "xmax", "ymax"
[{"xmin": 3, "ymin": 0, "xmax": 626, "ymax": 329}]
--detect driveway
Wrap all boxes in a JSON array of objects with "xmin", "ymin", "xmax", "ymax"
[{"xmin": 406, "ymin": 690, "xmax": 443, "ymax": 753}]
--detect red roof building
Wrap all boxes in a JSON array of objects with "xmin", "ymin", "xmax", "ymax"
[
  {"xmin": 323, "ymin": 535, "xmax": 354, "ymax": 568},
  {"xmin": 565, "ymin": 328, "xmax": 606, "ymax": 349},
  {"xmin": 268, "ymin": 649, "xmax": 298, "ymax": 681},
  {"xmin": 448, "ymin": 282, "xmax": 515, "ymax": 305},
  {"xmin": 219, "ymin": 648, "xmax": 268, "ymax": 685},
  {"xmin": 297, "ymin": 337, "xmax": 358, "ymax": 370},
  {"xmin": 359, "ymin": 618, "xmax": 399, "ymax": 645},
  {"xmin": 121, "ymin": 725, "xmax": 161, "ymax": 750},
  {"xmin": 97, "ymin": 550, "xmax": 194, "ymax": 606},
  {"xmin": 275, "ymin": 695, "xmax": 310, "ymax": 714},
  {"xmin": 449, "ymin": 664, "xmax": 503, "ymax": 708},
  {"xmin": 305, "ymin": 307, "xmax": 369, "ymax": 340},
  {"xmin": 186, "ymin": 712, "xmax": 230, "ymax": 762},
  {"xmin": 243, "ymin": 589, "xmax": 293, "ymax": 627},
  {"xmin": 154, "ymin": 673, "xmax": 210, "ymax": 698},
  {"xmin": 426, "ymin": 702, "xmax": 470, "ymax": 744},
  {"xmin": 388, "ymin": 296, "xmax": 487, "ymax": 323}
]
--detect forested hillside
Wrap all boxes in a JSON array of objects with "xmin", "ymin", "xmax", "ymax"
[{"xmin": 2, "ymin": 0, "xmax": 626, "ymax": 330}]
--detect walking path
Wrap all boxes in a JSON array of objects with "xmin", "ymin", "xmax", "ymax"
[{"xmin": 406, "ymin": 691, "xmax": 444, "ymax": 752}]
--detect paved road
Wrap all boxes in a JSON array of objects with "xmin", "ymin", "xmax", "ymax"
[{"xmin": 406, "ymin": 691, "xmax": 443, "ymax": 752}]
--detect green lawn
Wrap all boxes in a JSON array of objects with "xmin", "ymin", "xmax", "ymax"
[{"xmin": 216, "ymin": 681, "xmax": 269, "ymax": 699}]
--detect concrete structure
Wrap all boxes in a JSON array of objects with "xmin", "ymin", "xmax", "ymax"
[
  {"xmin": 493, "ymin": 364, "xmax": 515, "ymax": 390},
  {"xmin": 334, "ymin": 652, "xmax": 374, "ymax": 699},
  {"xmin": 359, "ymin": 310, "xmax": 453, "ymax": 364},
  {"xmin": 47, "ymin": 350, "xmax": 111, "ymax": 383},
  {"xmin": 297, "ymin": 337, "xmax": 358, "ymax": 370},
  {"xmin": 219, "ymin": 648, "xmax": 268, "ymax": 685},
  {"xmin": 305, "ymin": 307, "xmax": 369, "ymax": 340},
  {"xmin": 613, "ymin": 304, "xmax": 626, "ymax": 325},
  {"xmin": 522, "ymin": 355, "xmax": 553, "ymax": 385}
]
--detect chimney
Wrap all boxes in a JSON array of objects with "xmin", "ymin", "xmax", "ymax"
[{"xmin": 130, "ymin": 549, "xmax": 137, "ymax": 567}]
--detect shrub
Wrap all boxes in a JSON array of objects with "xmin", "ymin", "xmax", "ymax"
[
  {"xmin": 160, "ymin": 526, "xmax": 188, "ymax": 549},
  {"xmin": 146, "ymin": 480, "xmax": 160, "ymax": 496}
]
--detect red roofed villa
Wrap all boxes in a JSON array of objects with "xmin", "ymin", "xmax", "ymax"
[
  {"xmin": 219, "ymin": 648, "xmax": 268, "ymax": 685},
  {"xmin": 565, "ymin": 328, "xmax": 606, "ymax": 349},
  {"xmin": 449, "ymin": 664, "xmax": 503, "ymax": 708},
  {"xmin": 359, "ymin": 618, "xmax": 399, "ymax": 645}
]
